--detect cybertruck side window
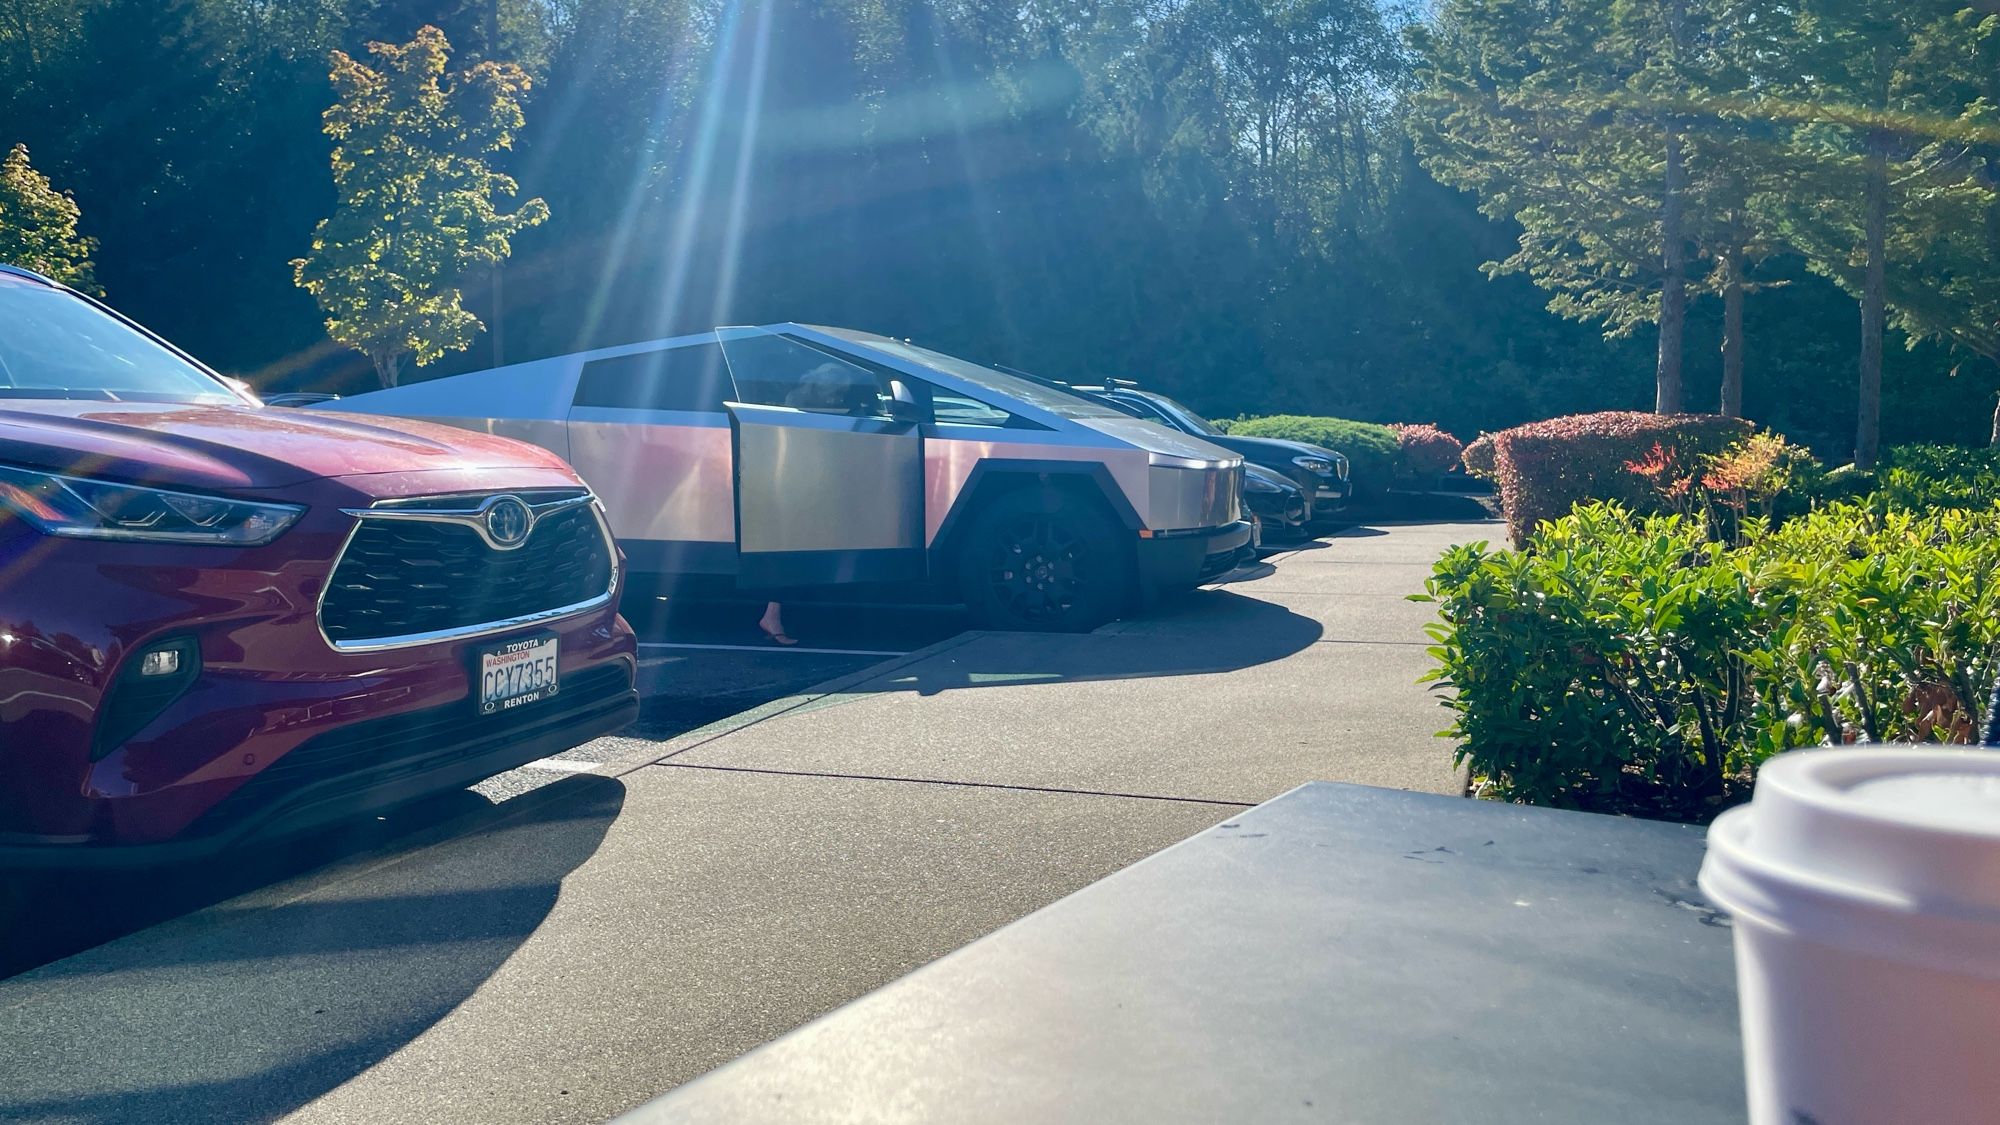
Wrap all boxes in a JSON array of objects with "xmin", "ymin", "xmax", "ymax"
[
  {"xmin": 717, "ymin": 331, "xmax": 888, "ymax": 417},
  {"xmin": 572, "ymin": 343, "xmax": 732, "ymax": 412}
]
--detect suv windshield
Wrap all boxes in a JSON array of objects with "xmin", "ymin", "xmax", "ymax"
[
  {"xmin": 820, "ymin": 328, "xmax": 1128, "ymax": 420},
  {"xmin": 0, "ymin": 275, "xmax": 236, "ymax": 403}
]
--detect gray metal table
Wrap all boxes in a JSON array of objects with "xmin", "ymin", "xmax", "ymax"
[{"xmin": 623, "ymin": 782, "xmax": 1744, "ymax": 1124}]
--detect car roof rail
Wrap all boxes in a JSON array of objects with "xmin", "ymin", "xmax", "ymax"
[
  {"xmin": 993, "ymin": 363, "xmax": 1076, "ymax": 390},
  {"xmin": 990, "ymin": 364, "xmax": 1144, "ymax": 415},
  {"xmin": 0, "ymin": 263, "xmax": 59, "ymax": 286}
]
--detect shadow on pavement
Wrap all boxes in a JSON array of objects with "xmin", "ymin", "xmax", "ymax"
[
  {"xmin": 0, "ymin": 788, "xmax": 506, "ymax": 980},
  {"xmin": 0, "ymin": 775, "xmax": 624, "ymax": 1125},
  {"xmin": 869, "ymin": 590, "xmax": 1325, "ymax": 697}
]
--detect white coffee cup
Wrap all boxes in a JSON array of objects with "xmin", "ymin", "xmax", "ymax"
[{"xmin": 1699, "ymin": 747, "xmax": 2000, "ymax": 1125}]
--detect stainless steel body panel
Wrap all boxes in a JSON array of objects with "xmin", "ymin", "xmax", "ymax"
[
  {"xmin": 567, "ymin": 409, "xmax": 735, "ymax": 545},
  {"xmin": 729, "ymin": 403, "xmax": 922, "ymax": 555},
  {"xmin": 922, "ymin": 427, "xmax": 1148, "ymax": 545},
  {"xmin": 1074, "ymin": 415, "xmax": 1238, "ymax": 466},
  {"xmin": 1148, "ymin": 464, "xmax": 1243, "ymax": 530}
]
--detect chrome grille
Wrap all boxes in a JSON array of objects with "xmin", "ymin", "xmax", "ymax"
[{"xmin": 319, "ymin": 490, "xmax": 616, "ymax": 650}]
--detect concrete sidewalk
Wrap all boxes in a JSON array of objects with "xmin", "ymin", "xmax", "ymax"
[{"xmin": 0, "ymin": 522, "xmax": 1487, "ymax": 1125}]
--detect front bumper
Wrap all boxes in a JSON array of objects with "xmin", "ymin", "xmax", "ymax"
[
  {"xmin": 1133, "ymin": 520, "xmax": 1253, "ymax": 603},
  {"xmin": 0, "ymin": 657, "xmax": 638, "ymax": 869},
  {"xmin": 0, "ymin": 465, "xmax": 638, "ymax": 864},
  {"xmin": 1314, "ymin": 480, "xmax": 1352, "ymax": 512},
  {"xmin": 1245, "ymin": 490, "xmax": 1308, "ymax": 540}
]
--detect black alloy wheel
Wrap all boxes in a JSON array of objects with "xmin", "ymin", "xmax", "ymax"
[
  {"xmin": 959, "ymin": 491, "xmax": 1129, "ymax": 632},
  {"xmin": 985, "ymin": 512, "xmax": 1090, "ymax": 625}
]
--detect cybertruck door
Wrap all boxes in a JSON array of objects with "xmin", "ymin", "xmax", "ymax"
[{"xmin": 717, "ymin": 328, "xmax": 924, "ymax": 589}]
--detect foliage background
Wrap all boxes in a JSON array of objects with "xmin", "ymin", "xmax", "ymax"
[{"xmin": 0, "ymin": 0, "xmax": 1987, "ymax": 447}]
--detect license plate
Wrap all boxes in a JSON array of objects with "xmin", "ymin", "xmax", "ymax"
[{"xmin": 477, "ymin": 634, "xmax": 560, "ymax": 715}]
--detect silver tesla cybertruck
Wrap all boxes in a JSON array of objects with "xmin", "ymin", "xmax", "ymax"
[{"xmin": 318, "ymin": 325, "xmax": 1248, "ymax": 631}]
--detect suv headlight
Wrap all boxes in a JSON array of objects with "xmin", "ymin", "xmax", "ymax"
[
  {"xmin": 1244, "ymin": 474, "xmax": 1283, "ymax": 494},
  {"xmin": 1291, "ymin": 455, "xmax": 1334, "ymax": 475},
  {"xmin": 0, "ymin": 465, "xmax": 304, "ymax": 545}
]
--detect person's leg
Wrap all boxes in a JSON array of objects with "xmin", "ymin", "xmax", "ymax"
[{"xmin": 759, "ymin": 601, "xmax": 797, "ymax": 645}]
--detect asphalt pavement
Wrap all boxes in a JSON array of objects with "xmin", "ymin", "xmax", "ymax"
[
  {"xmin": 0, "ymin": 521, "xmax": 1489, "ymax": 1124},
  {"xmin": 0, "ymin": 598, "xmax": 965, "ymax": 979}
]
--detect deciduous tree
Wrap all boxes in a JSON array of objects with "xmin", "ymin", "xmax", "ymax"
[
  {"xmin": 0, "ymin": 142, "xmax": 94, "ymax": 288},
  {"xmin": 292, "ymin": 25, "xmax": 547, "ymax": 386}
]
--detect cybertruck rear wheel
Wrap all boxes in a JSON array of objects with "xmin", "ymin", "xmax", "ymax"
[{"xmin": 959, "ymin": 490, "xmax": 1131, "ymax": 632}]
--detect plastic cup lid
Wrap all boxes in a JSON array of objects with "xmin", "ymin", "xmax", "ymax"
[
  {"xmin": 1700, "ymin": 749, "xmax": 2000, "ymax": 975},
  {"xmin": 1843, "ymin": 769, "xmax": 2000, "ymax": 838}
]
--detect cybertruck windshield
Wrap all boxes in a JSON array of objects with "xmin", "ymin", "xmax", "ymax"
[
  {"xmin": 819, "ymin": 327, "xmax": 1129, "ymax": 420},
  {"xmin": 0, "ymin": 274, "xmax": 237, "ymax": 404}
]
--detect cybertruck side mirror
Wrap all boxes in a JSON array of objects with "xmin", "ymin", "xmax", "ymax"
[{"xmin": 885, "ymin": 379, "xmax": 923, "ymax": 424}]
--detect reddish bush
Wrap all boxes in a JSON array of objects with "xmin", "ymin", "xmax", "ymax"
[
  {"xmin": 1388, "ymin": 423, "xmax": 1465, "ymax": 481},
  {"xmin": 1491, "ymin": 411, "xmax": 1754, "ymax": 546},
  {"xmin": 1461, "ymin": 432, "xmax": 1497, "ymax": 478}
]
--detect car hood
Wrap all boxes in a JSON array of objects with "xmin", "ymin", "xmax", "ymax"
[
  {"xmin": 1242, "ymin": 463, "xmax": 1301, "ymax": 491},
  {"xmin": 1076, "ymin": 415, "xmax": 1240, "ymax": 465},
  {"xmin": 1205, "ymin": 434, "xmax": 1341, "ymax": 464},
  {"xmin": 0, "ymin": 400, "xmax": 569, "ymax": 492}
]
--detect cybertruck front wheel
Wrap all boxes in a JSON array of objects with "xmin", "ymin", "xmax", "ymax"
[{"xmin": 959, "ymin": 490, "xmax": 1132, "ymax": 632}]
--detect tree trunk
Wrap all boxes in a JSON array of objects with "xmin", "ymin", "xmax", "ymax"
[
  {"xmin": 1719, "ymin": 243, "xmax": 1745, "ymax": 417},
  {"xmin": 491, "ymin": 264, "xmax": 506, "ymax": 368},
  {"xmin": 1990, "ymin": 388, "xmax": 2000, "ymax": 447},
  {"xmin": 1856, "ymin": 135, "xmax": 1888, "ymax": 470},
  {"xmin": 1656, "ymin": 127, "xmax": 1687, "ymax": 414},
  {"xmin": 373, "ymin": 350, "xmax": 402, "ymax": 389}
]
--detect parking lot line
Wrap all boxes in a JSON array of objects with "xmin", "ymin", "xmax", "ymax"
[
  {"xmin": 520, "ymin": 759, "xmax": 602, "ymax": 773},
  {"xmin": 636, "ymin": 641, "xmax": 908, "ymax": 658},
  {"xmin": 651, "ymin": 761, "xmax": 1258, "ymax": 808}
]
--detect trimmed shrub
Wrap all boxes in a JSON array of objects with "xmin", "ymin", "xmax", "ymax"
[
  {"xmin": 1461, "ymin": 432, "xmax": 1497, "ymax": 478},
  {"xmin": 1418, "ymin": 501, "xmax": 2000, "ymax": 821},
  {"xmin": 1225, "ymin": 414, "xmax": 1401, "ymax": 488},
  {"xmin": 1875, "ymin": 444, "xmax": 2000, "ymax": 510},
  {"xmin": 1388, "ymin": 423, "xmax": 1465, "ymax": 482},
  {"xmin": 1490, "ymin": 411, "xmax": 1754, "ymax": 546}
]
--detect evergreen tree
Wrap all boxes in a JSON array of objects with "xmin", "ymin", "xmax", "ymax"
[
  {"xmin": 1414, "ymin": 0, "xmax": 1703, "ymax": 412},
  {"xmin": 1756, "ymin": 0, "xmax": 1974, "ymax": 465}
]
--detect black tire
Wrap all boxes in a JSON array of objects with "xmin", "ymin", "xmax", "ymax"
[{"xmin": 958, "ymin": 489, "xmax": 1132, "ymax": 632}]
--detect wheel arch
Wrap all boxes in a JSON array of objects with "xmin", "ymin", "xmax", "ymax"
[{"xmin": 928, "ymin": 460, "xmax": 1140, "ymax": 579}]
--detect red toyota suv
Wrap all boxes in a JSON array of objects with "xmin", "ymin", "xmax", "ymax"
[{"xmin": 0, "ymin": 264, "xmax": 638, "ymax": 865}]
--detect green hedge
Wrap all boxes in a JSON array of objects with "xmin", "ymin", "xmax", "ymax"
[
  {"xmin": 1418, "ymin": 501, "xmax": 2000, "ymax": 821},
  {"xmin": 1490, "ymin": 411, "xmax": 1754, "ymax": 546},
  {"xmin": 1219, "ymin": 415, "xmax": 1402, "ymax": 491}
]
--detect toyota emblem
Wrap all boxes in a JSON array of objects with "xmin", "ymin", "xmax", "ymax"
[{"xmin": 484, "ymin": 496, "xmax": 533, "ymax": 549}]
